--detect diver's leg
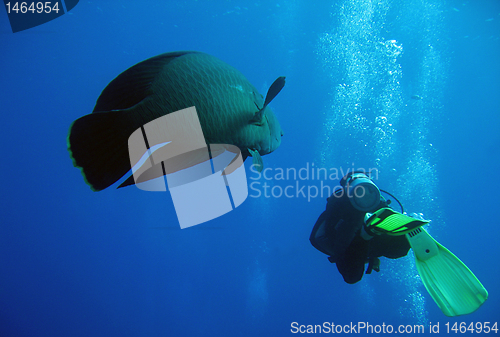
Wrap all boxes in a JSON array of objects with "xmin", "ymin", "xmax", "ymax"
[{"xmin": 336, "ymin": 235, "xmax": 370, "ymax": 284}]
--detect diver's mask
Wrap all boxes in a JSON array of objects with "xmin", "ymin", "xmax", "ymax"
[{"xmin": 341, "ymin": 172, "xmax": 381, "ymax": 213}]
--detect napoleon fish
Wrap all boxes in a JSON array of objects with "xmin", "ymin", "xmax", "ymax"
[{"xmin": 68, "ymin": 51, "xmax": 285, "ymax": 191}]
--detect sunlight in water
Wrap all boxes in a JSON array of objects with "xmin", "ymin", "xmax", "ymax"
[
  {"xmin": 245, "ymin": 260, "xmax": 269, "ymax": 319},
  {"xmin": 316, "ymin": 0, "xmax": 448, "ymax": 322}
]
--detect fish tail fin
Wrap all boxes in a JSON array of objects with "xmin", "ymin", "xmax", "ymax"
[{"xmin": 67, "ymin": 111, "xmax": 138, "ymax": 191}]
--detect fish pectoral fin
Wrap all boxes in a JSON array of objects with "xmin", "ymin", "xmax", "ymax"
[
  {"xmin": 249, "ymin": 108, "xmax": 265, "ymax": 125},
  {"xmin": 263, "ymin": 76, "xmax": 286, "ymax": 108},
  {"xmin": 248, "ymin": 148, "xmax": 263, "ymax": 172},
  {"xmin": 249, "ymin": 76, "xmax": 286, "ymax": 125}
]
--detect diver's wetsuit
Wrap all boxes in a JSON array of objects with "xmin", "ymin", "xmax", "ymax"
[{"xmin": 310, "ymin": 189, "xmax": 411, "ymax": 284}]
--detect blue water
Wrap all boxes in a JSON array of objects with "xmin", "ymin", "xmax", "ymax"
[{"xmin": 1, "ymin": 1, "xmax": 499, "ymax": 336}]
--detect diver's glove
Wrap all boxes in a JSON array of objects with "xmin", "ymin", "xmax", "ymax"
[
  {"xmin": 365, "ymin": 257, "xmax": 380, "ymax": 274},
  {"xmin": 363, "ymin": 208, "xmax": 430, "ymax": 237}
]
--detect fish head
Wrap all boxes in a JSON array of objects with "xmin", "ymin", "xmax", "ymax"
[{"xmin": 255, "ymin": 106, "xmax": 283, "ymax": 155}]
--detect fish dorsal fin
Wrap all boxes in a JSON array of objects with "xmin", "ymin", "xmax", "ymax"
[
  {"xmin": 93, "ymin": 51, "xmax": 199, "ymax": 112},
  {"xmin": 249, "ymin": 76, "xmax": 285, "ymax": 125}
]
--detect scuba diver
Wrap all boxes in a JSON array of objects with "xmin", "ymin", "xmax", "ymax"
[
  {"xmin": 309, "ymin": 171, "xmax": 488, "ymax": 316},
  {"xmin": 309, "ymin": 171, "xmax": 419, "ymax": 284}
]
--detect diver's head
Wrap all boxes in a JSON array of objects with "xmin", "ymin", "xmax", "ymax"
[{"xmin": 341, "ymin": 171, "xmax": 381, "ymax": 213}]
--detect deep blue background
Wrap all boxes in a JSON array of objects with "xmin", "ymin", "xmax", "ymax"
[{"xmin": 1, "ymin": 1, "xmax": 498, "ymax": 336}]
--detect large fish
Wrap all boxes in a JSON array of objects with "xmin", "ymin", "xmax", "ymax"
[{"xmin": 68, "ymin": 51, "xmax": 285, "ymax": 191}]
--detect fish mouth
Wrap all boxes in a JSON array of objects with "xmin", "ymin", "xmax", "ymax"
[{"xmin": 266, "ymin": 115, "xmax": 275, "ymax": 154}]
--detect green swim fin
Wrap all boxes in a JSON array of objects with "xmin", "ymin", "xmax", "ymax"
[
  {"xmin": 406, "ymin": 227, "xmax": 488, "ymax": 316},
  {"xmin": 365, "ymin": 208, "xmax": 429, "ymax": 236}
]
